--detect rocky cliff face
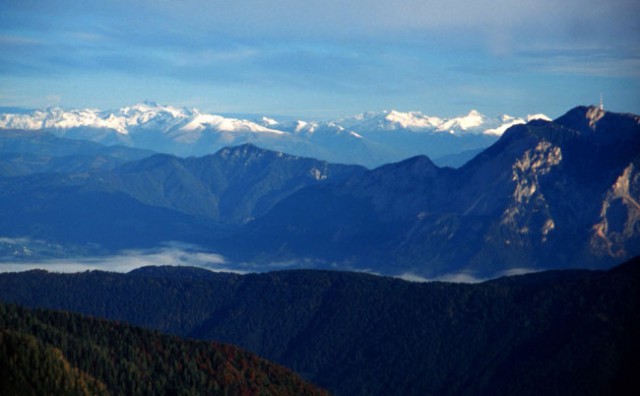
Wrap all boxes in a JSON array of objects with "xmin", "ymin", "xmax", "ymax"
[{"xmin": 591, "ymin": 160, "xmax": 640, "ymax": 259}]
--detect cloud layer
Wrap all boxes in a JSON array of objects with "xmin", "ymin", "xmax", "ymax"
[
  {"xmin": 0, "ymin": 243, "xmax": 235, "ymax": 274},
  {"xmin": 1, "ymin": 0, "xmax": 638, "ymax": 117}
]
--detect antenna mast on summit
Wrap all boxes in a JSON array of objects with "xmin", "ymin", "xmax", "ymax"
[{"xmin": 599, "ymin": 93, "xmax": 604, "ymax": 110}]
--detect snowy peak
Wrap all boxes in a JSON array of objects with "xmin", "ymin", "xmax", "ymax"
[
  {"xmin": 0, "ymin": 103, "xmax": 183, "ymax": 134},
  {"xmin": 338, "ymin": 109, "xmax": 549, "ymax": 136},
  {"xmin": 338, "ymin": 110, "xmax": 441, "ymax": 132},
  {"xmin": 259, "ymin": 116, "xmax": 279, "ymax": 127},
  {"xmin": 294, "ymin": 120, "xmax": 313, "ymax": 133},
  {"xmin": 382, "ymin": 110, "xmax": 443, "ymax": 130},
  {"xmin": 120, "ymin": 101, "xmax": 191, "ymax": 119},
  {"xmin": 0, "ymin": 103, "xmax": 283, "ymax": 137},
  {"xmin": 180, "ymin": 114, "xmax": 284, "ymax": 135},
  {"xmin": 527, "ymin": 114, "xmax": 552, "ymax": 123},
  {"xmin": 436, "ymin": 110, "xmax": 485, "ymax": 133},
  {"xmin": 0, "ymin": 103, "xmax": 549, "ymax": 138},
  {"xmin": 0, "ymin": 107, "xmax": 129, "ymax": 134},
  {"xmin": 483, "ymin": 113, "xmax": 551, "ymax": 136},
  {"xmin": 0, "ymin": 102, "xmax": 552, "ymax": 168},
  {"xmin": 118, "ymin": 102, "xmax": 193, "ymax": 128}
]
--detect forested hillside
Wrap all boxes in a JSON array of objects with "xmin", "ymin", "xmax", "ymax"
[
  {"xmin": 1, "ymin": 258, "xmax": 639, "ymax": 395},
  {"xmin": 0, "ymin": 302, "xmax": 327, "ymax": 396}
]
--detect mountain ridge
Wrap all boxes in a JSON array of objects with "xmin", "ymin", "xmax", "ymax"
[
  {"xmin": 0, "ymin": 105, "xmax": 638, "ymax": 278},
  {"xmin": 223, "ymin": 106, "xmax": 640, "ymax": 277},
  {"xmin": 0, "ymin": 129, "xmax": 154, "ymax": 176}
]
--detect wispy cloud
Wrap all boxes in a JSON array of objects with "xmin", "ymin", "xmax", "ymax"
[
  {"xmin": 0, "ymin": 242, "xmax": 240, "ymax": 274},
  {"xmin": 517, "ymin": 45, "xmax": 640, "ymax": 78},
  {"xmin": 398, "ymin": 272, "xmax": 487, "ymax": 284},
  {"xmin": 499, "ymin": 268, "xmax": 540, "ymax": 277},
  {"xmin": 0, "ymin": 35, "xmax": 43, "ymax": 46},
  {"xmin": 397, "ymin": 267, "xmax": 542, "ymax": 283}
]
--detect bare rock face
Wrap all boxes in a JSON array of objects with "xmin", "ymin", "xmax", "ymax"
[
  {"xmin": 591, "ymin": 161, "xmax": 640, "ymax": 258},
  {"xmin": 501, "ymin": 141, "xmax": 562, "ymax": 242}
]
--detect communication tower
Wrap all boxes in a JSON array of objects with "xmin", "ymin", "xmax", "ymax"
[{"xmin": 599, "ymin": 93, "xmax": 604, "ymax": 110}]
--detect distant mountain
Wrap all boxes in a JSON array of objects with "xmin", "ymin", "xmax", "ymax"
[
  {"xmin": 0, "ymin": 106, "xmax": 637, "ymax": 277},
  {"xmin": 1, "ymin": 257, "xmax": 638, "ymax": 395},
  {"xmin": 0, "ymin": 172, "xmax": 222, "ymax": 253},
  {"xmin": 100, "ymin": 144, "xmax": 365, "ymax": 225},
  {"xmin": 337, "ymin": 109, "xmax": 550, "ymax": 134},
  {"xmin": 224, "ymin": 106, "xmax": 640, "ymax": 277},
  {"xmin": 0, "ymin": 302, "xmax": 327, "ymax": 396},
  {"xmin": 0, "ymin": 102, "xmax": 549, "ymax": 168},
  {"xmin": 0, "ymin": 144, "xmax": 364, "ymax": 258},
  {"xmin": 0, "ymin": 129, "xmax": 153, "ymax": 176}
]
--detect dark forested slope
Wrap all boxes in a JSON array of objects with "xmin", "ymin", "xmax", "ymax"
[
  {"xmin": 1, "ymin": 257, "xmax": 639, "ymax": 395},
  {"xmin": 0, "ymin": 302, "xmax": 327, "ymax": 396}
]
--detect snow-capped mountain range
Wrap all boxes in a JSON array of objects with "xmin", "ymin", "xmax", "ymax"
[
  {"xmin": 336, "ymin": 109, "xmax": 549, "ymax": 135},
  {"xmin": 0, "ymin": 102, "xmax": 550, "ymax": 168}
]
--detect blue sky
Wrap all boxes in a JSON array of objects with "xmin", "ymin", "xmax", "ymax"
[{"xmin": 1, "ymin": 0, "xmax": 639, "ymax": 119}]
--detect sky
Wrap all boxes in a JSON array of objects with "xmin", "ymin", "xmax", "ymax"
[{"xmin": 1, "ymin": 0, "xmax": 639, "ymax": 119}]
